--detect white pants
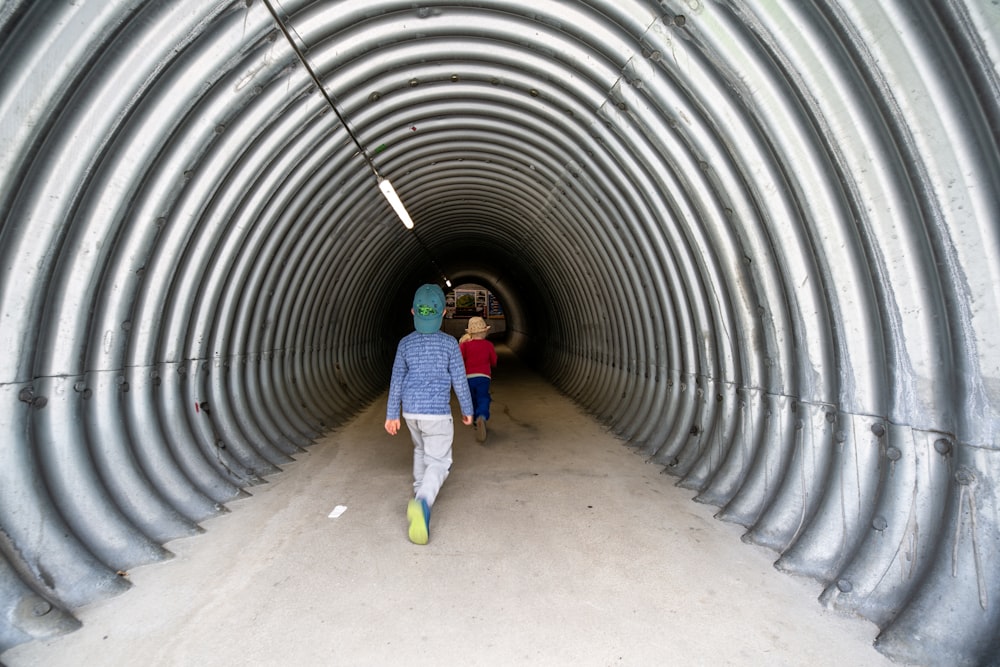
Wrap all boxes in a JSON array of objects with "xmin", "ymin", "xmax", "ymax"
[{"xmin": 404, "ymin": 416, "xmax": 454, "ymax": 506}]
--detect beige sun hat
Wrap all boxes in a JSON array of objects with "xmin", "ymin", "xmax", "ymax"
[{"xmin": 465, "ymin": 316, "xmax": 490, "ymax": 334}]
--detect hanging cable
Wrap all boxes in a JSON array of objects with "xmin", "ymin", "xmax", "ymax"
[
  {"xmin": 262, "ymin": 0, "xmax": 421, "ymax": 231},
  {"xmin": 260, "ymin": 0, "xmax": 379, "ymax": 178},
  {"xmin": 261, "ymin": 0, "xmax": 453, "ymax": 283}
]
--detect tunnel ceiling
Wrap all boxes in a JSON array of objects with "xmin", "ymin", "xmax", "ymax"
[{"xmin": 1, "ymin": 1, "xmax": 999, "ymax": 665}]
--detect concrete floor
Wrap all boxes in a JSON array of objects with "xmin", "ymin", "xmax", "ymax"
[{"xmin": 2, "ymin": 349, "xmax": 900, "ymax": 667}]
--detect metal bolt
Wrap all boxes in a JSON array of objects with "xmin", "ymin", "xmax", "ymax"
[
  {"xmin": 955, "ymin": 467, "xmax": 975, "ymax": 486},
  {"xmin": 934, "ymin": 438, "xmax": 951, "ymax": 455},
  {"xmin": 836, "ymin": 579, "xmax": 853, "ymax": 593},
  {"xmin": 886, "ymin": 447, "xmax": 901, "ymax": 461},
  {"xmin": 872, "ymin": 516, "xmax": 888, "ymax": 531},
  {"xmin": 871, "ymin": 423, "xmax": 885, "ymax": 438}
]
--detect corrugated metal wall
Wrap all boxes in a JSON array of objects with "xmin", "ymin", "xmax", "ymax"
[{"xmin": 1, "ymin": 1, "xmax": 997, "ymax": 664}]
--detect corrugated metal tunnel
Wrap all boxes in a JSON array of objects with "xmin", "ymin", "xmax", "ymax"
[{"xmin": 0, "ymin": 1, "xmax": 997, "ymax": 665}]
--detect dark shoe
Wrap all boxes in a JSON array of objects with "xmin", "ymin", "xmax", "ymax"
[
  {"xmin": 475, "ymin": 416, "xmax": 487, "ymax": 442},
  {"xmin": 407, "ymin": 498, "xmax": 429, "ymax": 544}
]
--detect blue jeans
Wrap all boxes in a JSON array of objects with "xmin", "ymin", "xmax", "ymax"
[{"xmin": 467, "ymin": 376, "xmax": 492, "ymax": 421}]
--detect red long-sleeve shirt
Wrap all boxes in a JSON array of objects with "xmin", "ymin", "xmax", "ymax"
[{"xmin": 460, "ymin": 338, "xmax": 497, "ymax": 378}]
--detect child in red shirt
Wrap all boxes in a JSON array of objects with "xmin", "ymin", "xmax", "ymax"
[{"xmin": 459, "ymin": 317, "xmax": 497, "ymax": 442}]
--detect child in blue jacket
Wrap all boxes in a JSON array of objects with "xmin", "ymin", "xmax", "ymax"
[{"xmin": 385, "ymin": 284, "xmax": 473, "ymax": 544}]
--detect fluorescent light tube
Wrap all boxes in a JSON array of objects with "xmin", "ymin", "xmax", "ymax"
[{"xmin": 378, "ymin": 178, "xmax": 414, "ymax": 229}]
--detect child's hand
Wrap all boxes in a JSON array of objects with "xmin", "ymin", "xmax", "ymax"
[
  {"xmin": 462, "ymin": 415, "xmax": 473, "ymax": 426},
  {"xmin": 385, "ymin": 419, "xmax": 401, "ymax": 435}
]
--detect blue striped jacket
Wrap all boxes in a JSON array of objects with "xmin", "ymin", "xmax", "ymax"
[{"xmin": 386, "ymin": 330, "xmax": 474, "ymax": 420}]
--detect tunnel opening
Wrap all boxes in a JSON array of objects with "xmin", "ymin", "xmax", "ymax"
[{"xmin": 440, "ymin": 281, "xmax": 507, "ymax": 339}]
